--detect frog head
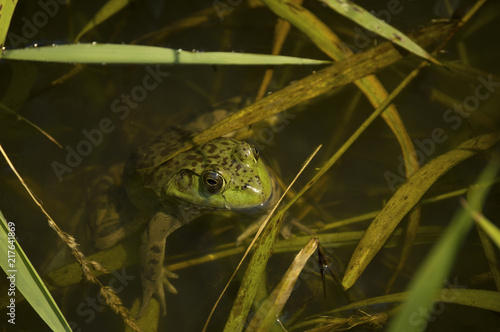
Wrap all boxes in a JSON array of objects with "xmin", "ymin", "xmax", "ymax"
[{"xmin": 164, "ymin": 138, "xmax": 275, "ymax": 212}]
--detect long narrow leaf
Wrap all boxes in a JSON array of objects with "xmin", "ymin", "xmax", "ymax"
[
  {"xmin": 75, "ymin": 0, "xmax": 133, "ymax": 42},
  {"xmin": 327, "ymin": 289, "xmax": 500, "ymax": 315},
  {"xmin": 1, "ymin": 43, "xmax": 331, "ymax": 65},
  {"xmin": 0, "ymin": 210, "xmax": 71, "ymax": 331},
  {"xmin": 465, "ymin": 203, "xmax": 500, "ymax": 249},
  {"xmin": 0, "ymin": 0, "xmax": 18, "ymax": 57},
  {"xmin": 321, "ymin": 0, "xmax": 439, "ymax": 64},
  {"xmin": 245, "ymin": 237, "xmax": 318, "ymax": 331},
  {"xmin": 222, "ymin": 212, "xmax": 285, "ymax": 332},
  {"xmin": 463, "ymin": 199, "xmax": 500, "ymax": 290}
]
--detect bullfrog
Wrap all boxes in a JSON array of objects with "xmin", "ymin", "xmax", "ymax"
[{"xmin": 85, "ymin": 124, "xmax": 277, "ymax": 317}]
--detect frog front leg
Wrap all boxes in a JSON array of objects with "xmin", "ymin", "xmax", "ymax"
[{"xmin": 138, "ymin": 211, "xmax": 183, "ymax": 317}]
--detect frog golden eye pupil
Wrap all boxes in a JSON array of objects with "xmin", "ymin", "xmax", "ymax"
[{"xmin": 202, "ymin": 171, "xmax": 225, "ymax": 194}]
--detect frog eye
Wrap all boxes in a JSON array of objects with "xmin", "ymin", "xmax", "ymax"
[
  {"xmin": 251, "ymin": 145, "xmax": 259, "ymax": 160},
  {"xmin": 202, "ymin": 171, "xmax": 225, "ymax": 194},
  {"xmin": 235, "ymin": 143, "xmax": 260, "ymax": 162}
]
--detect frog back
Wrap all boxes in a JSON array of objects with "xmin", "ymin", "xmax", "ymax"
[
  {"xmin": 127, "ymin": 127, "xmax": 193, "ymax": 171},
  {"xmin": 122, "ymin": 127, "xmax": 193, "ymax": 212}
]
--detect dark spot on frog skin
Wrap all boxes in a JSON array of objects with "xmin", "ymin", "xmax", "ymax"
[
  {"xmin": 150, "ymin": 245, "xmax": 162, "ymax": 253},
  {"xmin": 148, "ymin": 259, "xmax": 159, "ymax": 266},
  {"xmin": 206, "ymin": 143, "xmax": 217, "ymax": 153}
]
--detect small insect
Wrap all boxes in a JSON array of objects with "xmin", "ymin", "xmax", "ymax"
[
  {"xmin": 317, "ymin": 243, "xmax": 351, "ymax": 302},
  {"xmin": 317, "ymin": 243, "xmax": 338, "ymax": 298}
]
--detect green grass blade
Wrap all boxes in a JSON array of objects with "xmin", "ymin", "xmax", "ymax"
[
  {"xmin": 0, "ymin": 210, "xmax": 71, "ymax": 331},
  {"xmin": 387, "ymin": 160, "xmax": 500, "ymax": 332},
  {"xmin": 75, "ymin": 0, "xmax": 132, "ymax": 42},
  {"xmin": 221, "ymin": 147, "xmax": 321, "ymax": 332},
  {"xmin": 466, "ymin": 204, "xmax": 500, "ymax": 249},
  {"xmin": 245, "ymin": 237, "xmax": 318, "ymax": 331},
  {"xmin": 1, "ymin": 43, "xmax": 331, "ymax": 65},
  {"xmin": 321, "ymin": 0, "xmax": 440, "ymax": 65},
  {"xmin": 464, "ymin": 196, "xmax": 500, "ymax": 290},
  {"xmin": 223, "ymin": 211, "xmax": 286, "ymax": 332},
  {"xmin": 0, "ymin": 0, "xmax": 18, "ymax": 56},
  {"xmin": 325, "ymin": 289, "xmax": 500, "ymax": 316},
  {"xmin": 475, "ymin": 220, "xmax": 500, "ymax": 291},
  {"xmin": 342, "ymin": 133, "xmax": 500, "ymax": 289}
]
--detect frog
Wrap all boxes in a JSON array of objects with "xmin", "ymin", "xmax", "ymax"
[{"xmin": 85, "ymin": 123, "xmax": 277, "ymax": 317}]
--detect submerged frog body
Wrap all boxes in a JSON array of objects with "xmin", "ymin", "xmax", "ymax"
[{"xmin": 87, "ymin": 126, "xmax": 276, "ymax": 316}]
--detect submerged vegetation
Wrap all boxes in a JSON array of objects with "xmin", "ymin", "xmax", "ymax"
[{"xmin": 1, "ymin": 0, "xmax": 499, "ymax": 331}]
